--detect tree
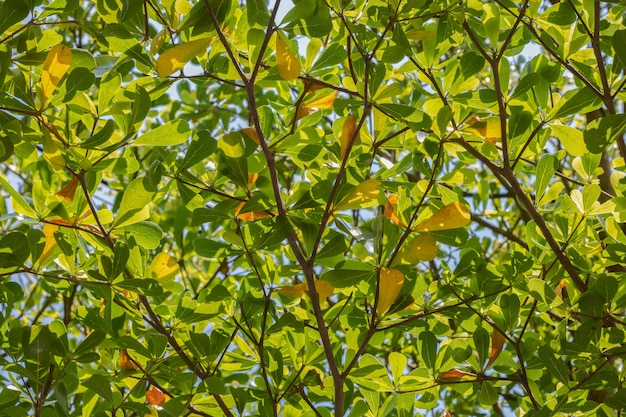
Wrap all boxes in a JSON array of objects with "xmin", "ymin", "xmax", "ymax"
[{"xmin": 1, "ymin": 0, "xmax": 626, "ymax": 415}]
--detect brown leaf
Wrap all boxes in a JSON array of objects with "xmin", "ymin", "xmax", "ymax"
[
  {"xmin": 119, "ymin": 349, "xmax": 138, "ymax": 370},
  {"xmin": 56, "ymin": 177, "xmax": 79, "ymax": 201},
  {"xmin": 438, "ymin": 369, "xmax": 476, "ymax": 379},
  {"xmin": 486, "ymin": 329, "xmax": 506, "ymax": 369}
]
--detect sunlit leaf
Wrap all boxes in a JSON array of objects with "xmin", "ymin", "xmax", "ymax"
[
  {"xmin": 413, "ymin": 203, "xmax": 471, "ymax": 232},
  {"xmin": 156, "ymin": 37, "xmax": 212, "ymax": 77},
  {"xmin": 377, "ymin": 267, "xmax": 404, "ymax": 315},
  {"xmin": 145, "ymin": 252, "xmax": 179, "ymax": 282},
  {"xmin": 556, "ymin": 278, "xmax": 568, "ymax": 300},
  {"xmin": 41, "ymin": 44, "xmax": 72, "ymax": 106},
  {"xmin": 341, "ymin": 116, "xmax": 358, "ymax": 160},
  {"xmin": 335, "ymin": 179, "xmax": 382, "ymax": 211},
  {"xmin": 463, "ymin": 117, "xmax": 501, "ymax": 143},
  {"xmin": 276, "ymin": 31, "xmax": 300, "ymax": 81},
  {"xmin": 396, "ymin": 233, "xmax": 438, "ymax": 264},
  {"xmin": 278, "ymin": 280, "xmax": 334, "ymax": 299}
]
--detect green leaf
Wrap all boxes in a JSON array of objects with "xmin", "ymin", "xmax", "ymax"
[
  {"xmin": 583, "ymin": 115, "xmax": 626, "ymax": 154},
  {"xmin": 548, "ymin": 87, "xmax": 602, "ymax": 121},
  {"xmin": 133, "ymin": 120, "xmax": 190, "ymax": 147},
  {"xmin": 83, "ymin": 374, "xmax": 114, "ymax": 404},
  {"xmin": 473, "ymin": 327, "xmax": 490, "ymax": 369},
  {"xmin": 179, "ymin": 130, "xmax": 217, "ymax": 171},
  {"xmin": 321, "ymin": 268, "xmax": 375, "ymax": 289},
  {"xmin": 550, "ymin": 124, "xmax": 585, "ymax": 156},
  {"xmin": 0, "ymin": 176, "xmax": 38, "ymax": 218},
  {"xmin": 612, "ymin": 30, "xmax": 626, "ymax": 68},
  {"xmin": 535, "ymin": 154, "xmax": 557, "ymax": 205},
  {"xmin": 119, "ymin": 221, "xmax": 163, "ymax": 250},
  {"xmin": 113, "ymin": 177, "xmax": 154, "ymax": 228},
  {"xmin": 419, "ymin": 331, "xmax": 438, "ymax": 371},
  {"xmin": 538, "ymin": 345, "xmax": 569, "ymax": 385}
]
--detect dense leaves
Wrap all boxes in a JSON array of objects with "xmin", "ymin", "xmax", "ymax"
[{"xmin": 1, "ymin": 0, "xmax": 626, "ymax": 416}]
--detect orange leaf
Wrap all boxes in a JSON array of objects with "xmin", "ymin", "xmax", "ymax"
[
  {"xmin": 413, "ymin": 202, "xmax": 471, "ymax": 232},
  {"xmin": 438, "ymin": 369, "xmax": 476, "ymax": 379},
  {"xmin": 486, "ymin": 329, "xmax": 506, "ymax": 369},
  {"xmin": 377, "ymin": 268, "xmax": 404, "ymax": 315},
  {"xmin": 235, "ymin": 201, "xmax": 275, "ymax": 221},
  {"xmin": 146, "ymin": 387, "xmax": 167, "ymax": 406},
  {"xmin": 278, "ymin": 280, "xmax": 334, "ymax": 299},
  {"xmin": 556, "ymin": 278, "xmax": 568, "ymax": 300},
  {"xmin": 340, "ymin": 116, "xmax": 359, "ymax": 160},
  {"xmin": 120, "ymin": 349, "xmax": 138, "ymax": 370},
  {"xmin": 384, "ymin": 194, "xmax": 407, "ymax": 228},
  {"xmin": 241, "ymin": 126, "xmax": 261, "ymax": 145},
  {"xmin": 41, "ymin": 44, "xmax": 72, "ymax": 106},
  {"xmin": 464, "ymin": 116, "xmax": 501, "ymax": 143},
  {"xmin": 56, "ymin": 177, "xmax": 79, "ymax": 201},
  {"xmin": 276, "ymin": 31, "xmax": 300, "ymax": 81},
  {"xmin": 439, "ymin": 411, "xmax": 452, "ymax": 417}
]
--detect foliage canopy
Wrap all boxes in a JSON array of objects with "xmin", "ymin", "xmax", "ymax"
[{"xmin": 2, "ymin": 0, "xmax": 626, "ymax": 416}]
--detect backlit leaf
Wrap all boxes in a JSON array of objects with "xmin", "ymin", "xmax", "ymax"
[
  {"xmin": 156, "ymin": 37, "xmax": 212, "ymax": 77},
  {"xmin": 119, "ymin": 348, "xmax": 138, "ymax": 370},
  {"xmin": 335, "ymin": 179, "xmax": 382, "ymax": 211},
  {"xmin": 413, "ymin": 203, "xmax": 471, "ymax": 232},
  {"xmin": 56, "ymin": 177, "xmax": 79, "ymax": 202},
  {"xmin": 302, "ymin": 90, "xmax": 338, "ymax": 110},
  {"xmin": 41, "ymin": 44, "xmax": 72, "ymax": 106},
  {"xmin": 133, "ymin": 120, "xmax": 190, "ymax": 147},
  {"xmin": 242, "ymin": 126, "xmax": 261, "ymax": 145},
  {"xmin": 145, "ymin": 252, "xmax": 179, "ymax": 282},
  {"xmin": 235, "ymin": 201, "xmax": 275, "ymax": 221},
  {"xmin": 278, "ymin": 280, "xmax": 334, "ymax": 299},
  {"xmin": 341, "ymin": 116, "xmax": 358, "ymax": 160},
  {"xmin": 438, "ymin": 370, "xmax": 476, "ymax": 379},
  {"xmin": 37, "ymin": 224, "xmax": 59, "ymax": 267},
  {"xmin": 276, "ymin": 31, "xmax": 300, "ymax": 81},
  {"xmin": 377, "ymin": 267, "xmax": 404, "ymax": 315},
  {"xmin": 397, "ymin": 233, "xmax": 438, "ymax": 264},
  {"xmin": 384, "ymin": 194, "xmax": 407, "ymax": 228},
  {"xmin": 486, "ymin": 329, "xmax": 505, "ymax": 369}
]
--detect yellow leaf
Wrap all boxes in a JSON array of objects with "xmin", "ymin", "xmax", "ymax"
[
  {"xmin": 41, "ymin": 44, "xmax": 72, "ymax": 106},
  {"xmin": 377, "ymin": 267, "xmax": 404, "ymax": 315},
  {"xmin": 335, "ymin": 179, "xmax": 382, "ymax": 211},
  {"xmin": 145, "ymin": 252, "xmax": 179, "ymax": 282},
  {"xmin": 156, "ymin": 37, "xmax": 212, "ymax": 77},
  {"xmin": 302, "ymin": 90, "xmax": 338, "ymax": 110},
  {"xmin": 42, "ymin": 129, "xmax": 65, "ymax": 171},
  {"xmin": 413, "ymin": 202, "xmax": 471, "ymax": 232},
  {"xmin": 405, "ymin": 30, "xmax": 437, "ymax": 41},
  {"xmin": 150, "ymin": 29, "xmax": 167, "ymax": 57},
  {"xmin": 341, "ymin": 116, "xmax": 359, "ymax": 159},
  {"xmin": 397, "ymin": 233, "xmax": 438, "ymax": 264},
  {"xmin": 276, "ymin": 31, "xmax": 300, "ymax": 81},
  {"xmin": 464, "ymin": 117, "xmax": 501, "ymax": 143},
  {"xmin": 38, "ymin": 224, "xmax": 59, "ymax": 267},
  {"xmin": 384, "ymin": 194, "xmax": 407, "ymax": 228},
  {"xmin": 278, "ymin": 280, "xmax": 334, "ymax": 299},
  {"xmin": 486, "ymin": 329, "xmax": 506, "ymax": 369}
]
